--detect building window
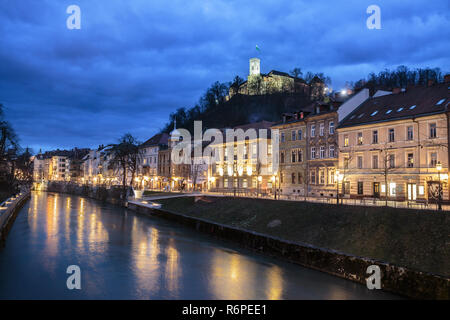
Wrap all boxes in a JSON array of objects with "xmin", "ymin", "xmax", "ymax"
[
  {"xmin": 292, "ymin": 131, "xmax": 296, "ymax": 141},
  {"xmin": 372, "ymin": 155, "xmax": 378, "ymax": 169},
  {"xmin": 224, "ymin": 178, "xmax": 228, "ymax": 188},
  {"xmin": 319, "ymin": 170, "xmax": 325, "ymax": 184},
  {"xmin": 372, "ymin": 130, "xmax": 378, "ymax": 144},
  {"xmin": 281, "ymin": 132, "xmax": 285, "ymax": 142},
  {"xmin": 407, "ymin": 126, "xmax": 414, "ymax": 140},
  {"xmin": 329, "ymin": 169, "xmax": 335, "ymax": 184},
  {"xmin": 357, "ymin": 156, "xmax": 363, "ymax": 169},
  {"xmin": 310, "ymin": 170, "xmax": 316, "ymax": 184},
  {"xmin": 243, "ymin": 179, "xmax": 248, "ymax": 188},
  {"xmin": 280, "ymin": 152, "xmax": 285, "ymax": 164},
  {"xmin": 357, "ymin": 182, "xmax": 363, "ymax": 195},
  {"xmin": 311, "ymin": 147, "xmax": 316, "ymax": 159},
  {"xmin": 298, "ymin": 129, "xmax": 302, "ymax": 140},
  {"xmin": 298, "ymin": 150, "xmax": 303, "ymax": 162},
  {"xmin": 267, "ymin": 143, "xmax": 272, "ymax": 155},
  {"xmin": 357, "ymin": 132, "xmax": 363, "ymax": 145},
  {"xmin": 407, "ymin": 153, "xmax": 414, "ymax": 168},
  {"xmin": 389, "ymin": 128, "xmax": 395, "ymax": 142},
  {"xmin": 298, "ymin": 172, "xmax": 303, "ymax": 184},
  {"xmin": 319, "ymin": 123, "xmax": 324, "ymax": 136},
  {"xmin": 311, "ymin": 125, "xmax": 316, "ymax": 137},
  {"xmin": 430, "ymin": 152, "xmax": 437, "ymax": 167},
  {"xmin": 291, "ymin": 150, "xmax": 296, "ymax": 163},
  {"xmin": 429, "ymin": 123, "xmax": 437, "ymax": 138},
  {"xmin": 329, "ymin": 145, "xmax": 335, "ymax": 158},
  {"xmin": 320, "ymin": 146, "xmax": 325, "ymax": 158},
  {"xmin": 389, "ymin": 154, "xmax": 395, "ymax": 168},
  {"xmin": 389, "ymin": 183, "xmax": 396, "ymax": 196},
  {"xmin": 329, "ymin": 121, "xmax": 335, "ymax": 134},
  {"xmin": 291, "ymin": 173, "xmax": 296, "ymax": 184},
  {"xmin": 344, "ymin": 157, "xmax": 349, "ymax": 169},
  {"xmin": 344, "ymin": 135, "xmax": 349, "ymax": 147}
]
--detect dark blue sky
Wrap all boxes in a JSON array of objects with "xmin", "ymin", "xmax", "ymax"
[{"xmin": 1, "ymin": 0, "xmax": 449, "ymax": 152}]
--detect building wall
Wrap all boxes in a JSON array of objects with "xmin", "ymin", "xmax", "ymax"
[
  {"xmin": 337, "ymin": 113, "xmax": 449, "ymax": 201},
  {"xmin": 306, "ymin": 111, "xmax": 339, "ymax": 197}
]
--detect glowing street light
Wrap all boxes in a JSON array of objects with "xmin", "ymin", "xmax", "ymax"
[{"xmin": 436, "ymin": 161, "xmax": 443, "ymax": 211}]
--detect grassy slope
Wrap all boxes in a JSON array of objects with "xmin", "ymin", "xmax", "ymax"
[{"xmin": 157, "ymin": 196, "xmax": 450, "ymax": 277}]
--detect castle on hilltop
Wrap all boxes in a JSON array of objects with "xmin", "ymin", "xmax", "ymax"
[{"xmin": 228, "ymin": 58, "xmax": 325, "ymax": 100}]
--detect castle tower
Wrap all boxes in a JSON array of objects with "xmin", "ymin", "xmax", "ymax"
[{"xmin": 249, "ymin": 58, "xmax": 260, "ymax": 76}]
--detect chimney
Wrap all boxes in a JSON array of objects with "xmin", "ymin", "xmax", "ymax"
[
  {"xmin": 392, "ymin": 87, "xmax": 401, "ymax": 94},
  {"xmin": 445, "ymin": 74, "xmax": 450, "ymax": 83},
  {"xmin": 428, "ymin": 79, "xmax": 435, "ymax": 87}
]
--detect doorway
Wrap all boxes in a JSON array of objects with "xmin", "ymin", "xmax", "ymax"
[
  {"xmin": 373, "ymin": 182, "xmax": 380, "ymax": 198},
  {"xmin": 407, "ymin": 183, "xmax": 417, "ymax": 201}
]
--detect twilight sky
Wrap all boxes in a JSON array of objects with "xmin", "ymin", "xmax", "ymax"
[{"xmin": 0, "ymin": 0, "xmax": 449, "ymax": 152}]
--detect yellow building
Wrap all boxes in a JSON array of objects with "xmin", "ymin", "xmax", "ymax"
[
  {"xmin": 208, "ymin": 121, "xmax": 276, "ymax": 196},
  {"xmin": 337, "ymin": 81, "xmax": 449, "ymax": 202}
]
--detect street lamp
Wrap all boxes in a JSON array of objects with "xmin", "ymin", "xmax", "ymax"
[
  {"xmin": 335, "ymin": 170, "xmax": 344, "ymax": 205},
  {"xmin": 257, "ymin": 175, "xmax": 262, "ymax": 198},
  {"xmin": 436, "ymin": 161, "xmax": 442, "ymax": 211}
]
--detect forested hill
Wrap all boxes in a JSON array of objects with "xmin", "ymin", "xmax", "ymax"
[{"xmin": 163, "ymin": 92, "xmax": 313, "ymax": 133}]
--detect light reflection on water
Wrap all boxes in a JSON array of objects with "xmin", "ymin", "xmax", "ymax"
[{"xmin": 0, "ymin": 192, "xmax": 400, "ymax": 299}]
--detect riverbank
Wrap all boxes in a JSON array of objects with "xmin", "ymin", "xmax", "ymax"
[
  {"xmin": 0, "ymin": 191, "xmax": 31, "ymax": 243},
  {"xmin": 128, "ymin": 195, "xmax": 449, "ymax": 299},
  {"xmin": 156, "ymin": 196, "xmax": 449, "ymax": 278}
]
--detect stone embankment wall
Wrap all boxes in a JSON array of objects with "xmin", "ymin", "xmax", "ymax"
[
  {"xmin": 127, "ymin": 201, "xmax": 450, "ymax": 300},
  {"xmin": 0, "ymin": 191, "xmax": 31, "ymax": 243}
]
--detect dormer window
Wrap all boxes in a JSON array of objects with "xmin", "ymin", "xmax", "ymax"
[
  {"xmin": 397, "ymin": 107, "xmax": 403, "ymax": 112},
  {"xmin": 386, "ymin": 109, "xmax": 392, "ymax": 114},
  {"xmin": 409, "ymin": 105, "xmax": 416, "ymax": 110},
  {"xmin": 370, "ymin": 111, "xmax": 378, "ymax": 116}
]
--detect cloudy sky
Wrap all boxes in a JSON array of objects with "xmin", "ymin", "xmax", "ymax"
[{"xmin": 0, "ymin": 0, "xmax": 448, "ymax": 152}]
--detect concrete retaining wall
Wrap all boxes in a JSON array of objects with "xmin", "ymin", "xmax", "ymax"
[
  {"xmin": 0, "ymin": 191, "xmax": 31, "ymax": 243},
  {"xmin": 127, "ymin": 201, "xmax": 450, "ymax": 300}
]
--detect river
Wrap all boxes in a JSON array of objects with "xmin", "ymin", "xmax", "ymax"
[{"xmin": 0, "ymin": 192, "xmax": 400, "ymax": 299}]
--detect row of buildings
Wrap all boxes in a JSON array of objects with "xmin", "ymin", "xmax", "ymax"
[{"xmin": 33, "ymin": 59, "xmax": 450, "ymax": 203}]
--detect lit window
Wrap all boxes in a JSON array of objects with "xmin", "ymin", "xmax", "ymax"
[
  {"xmin": 357, "ymin": 132, "xmax": 363, "ymax": 145},
  {"xmin": 344, "ymin": 135, "xmax": 349, "ymax": 147},
  {"xmin": 407, "ymin": 153, "xmax": 414, "ymax": 168},
  {"xmin": 409, "ymin": 105, "xmax": 416, "ymax": 110},
  {"xmin": 389, "ymin": 183, "xmax": 396, "ymax": 196},
  {"xmin": 418, "ymin": 185, "xmax": 424, "ymax": 195},
  {"xmin": 397, "ymin": 107, "xmax": 403, "ymax": 112},
  {"xmin": 370, "ymin": 111, "xmax": 378, "ymax": 116},
  {"xmin": 386, "ymin": 109, "xmax": 392, "ymax": 114}
]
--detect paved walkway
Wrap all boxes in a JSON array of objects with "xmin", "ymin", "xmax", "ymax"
[{"xmin": 131, "ymin": 190, "xmax": 450, "ymax": 212}]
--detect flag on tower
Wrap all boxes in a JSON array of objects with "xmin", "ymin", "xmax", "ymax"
[{"xmin": 255, "ymin": 45, "xmax": 260, "ymax": 52}]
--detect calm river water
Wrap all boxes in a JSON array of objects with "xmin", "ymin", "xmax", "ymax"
[{"xmin": 0, "ymin": 192, "xmax": 400, "ymax": 299}]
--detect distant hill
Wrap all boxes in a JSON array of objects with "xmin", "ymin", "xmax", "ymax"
[{"xmin": 163, "ymin": 92, "xmax": 314, "ymax": 133}]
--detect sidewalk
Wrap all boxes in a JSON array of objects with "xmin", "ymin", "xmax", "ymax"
[{"xmin": 140, "ymin": 189, "xmax": 449, "ymax": 212}]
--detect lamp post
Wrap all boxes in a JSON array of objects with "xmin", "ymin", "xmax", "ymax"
[
  {"xmin": 257, "ymin": 175, "xmax": 262, "ymax": 198},
  {"xmin": 335, "ymin": 170, "xmax": 344, "ymax": 205},
  {"xmin": 436, "ymin": 161, "xmax": 442, "ymax": 211}
]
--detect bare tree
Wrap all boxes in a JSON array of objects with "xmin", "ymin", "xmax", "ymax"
[{"xmin": 106, "ymin": 133, "xmax": 143, "ymax": 199}]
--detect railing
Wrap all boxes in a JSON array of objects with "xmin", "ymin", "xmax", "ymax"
[{"xmin": 0, "ymin": 189, "xmax": 31, "ymax": 239}]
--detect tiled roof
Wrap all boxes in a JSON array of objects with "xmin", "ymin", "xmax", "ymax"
[
  {"xmin": 140, "ymin": 133, "xmax": 169, "ymax": 148},
  {"xmin": 338, "ymin": 83, "xmax": 449, "ymax": 128}
]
